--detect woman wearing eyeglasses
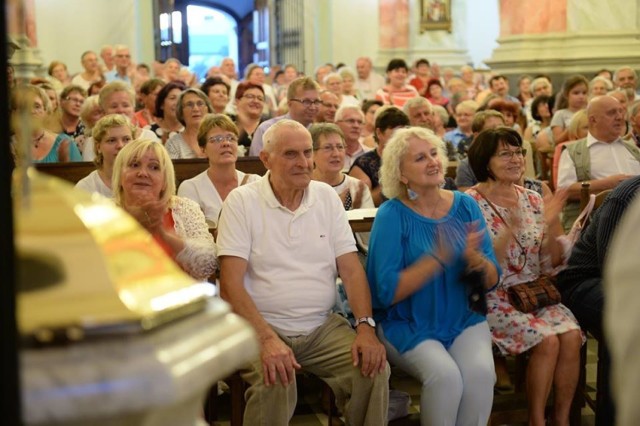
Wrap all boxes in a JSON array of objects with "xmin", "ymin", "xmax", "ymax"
[
  {"xmin": 166, "ymin": 88, "xmax": 214, "ymax": 159},
  {"xmin": 465, "ymin": 128, "xmax": 582, "ymax": 426},
  {"xmin": 227, "ymin": 82, "xmax": 267, "ymax": 155},
  {"xmin": 177, "ymin": 114, "xmax": 259, "ymax": 233},
  {"xmin": 310, "ymin": 123, "xmax": 373, "ymax": 210}
]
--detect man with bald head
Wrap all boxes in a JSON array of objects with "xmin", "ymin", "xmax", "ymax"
[
  {"xmin": 217, "ymin": 119, "xmax": 389, "ymax": 425},
  {"xmin": 557, "ymin": 95, "xmax": 640, "ymax": 229},
  {"xmin": 316, "ymin": 90, "xmax": 340, "ymax": 123},
  {"xmin": 355, "ymin": 57, "xmax": 385, "ymax": 100}
]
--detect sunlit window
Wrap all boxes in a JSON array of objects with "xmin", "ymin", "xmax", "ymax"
[{"xmin": 186, "ymin": 5, "xmax": 238, "ymax": 81}]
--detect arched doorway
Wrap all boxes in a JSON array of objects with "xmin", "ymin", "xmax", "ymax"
[{"xmin": 185, "ymin": 5, "xmax": 238, "ymax": 81}]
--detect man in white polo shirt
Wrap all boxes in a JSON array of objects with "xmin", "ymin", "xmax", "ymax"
[{"xmin": 217, "ymin": 119, "xmax": 389, "ymax": 425}]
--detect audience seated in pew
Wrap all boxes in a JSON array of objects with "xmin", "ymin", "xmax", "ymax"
[
  {"xmin": 177, "ymin": 114, "xmax": 259, "ymax": 235},
  {"xmin": 466, "ymin": 127, "xmax": 583, "ymax": 426},
  {"xmin": 75, "ymin": 114, "xmax": 135, "ymax": 197}
]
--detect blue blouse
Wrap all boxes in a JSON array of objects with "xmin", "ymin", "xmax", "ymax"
[
  {"xmin": 35, "ymin": 134, "xmax": 82, "ymax": 163},
  {"xmin": 366, "ymin": 191, "xmax": 499, "ymax": 353}
]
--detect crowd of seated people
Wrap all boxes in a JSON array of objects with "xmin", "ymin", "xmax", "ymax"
[{"xmin": 12, "ymin": 49, "xmax": 640, "ymax": 425}]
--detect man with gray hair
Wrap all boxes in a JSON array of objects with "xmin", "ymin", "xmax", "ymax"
[
  {"xmin": 614, "ymin": 66, "xmax": 639, "ymax": 101},
  {"xmin": 335, "ymin": 105, "xmax": 372, "ymax": 172},
  {"xmin": 249, "ymin": 77, "xmax": 321, "ymax": 155},
  {"xmin": 355, "ymin": 57, "xmax": 385, "ymax": 100},
  {"xmin": 403, "ymin": 96, "xmax": 435, "ymax": 130},
  {"xmin": 217, "ymin": 119, "xmax": 390, "ymax": 425},
  {"xmin": 105, "ymin": 45, "xmax": 132, "ymax": 85}
]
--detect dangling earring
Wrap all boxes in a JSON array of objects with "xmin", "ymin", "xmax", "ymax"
[{"xmin": 407, "ymin": 186, "xmax": 418, "ymax": 201}]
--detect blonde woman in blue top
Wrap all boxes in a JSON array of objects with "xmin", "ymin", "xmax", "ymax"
[{"xmin": 367, "ymin": 127, "xmax": 500, "ymax": 425}]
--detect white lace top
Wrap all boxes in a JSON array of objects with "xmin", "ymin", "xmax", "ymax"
[{"xmin": 168, "ymin": 196, "xmax": 217, "ymax": 281}]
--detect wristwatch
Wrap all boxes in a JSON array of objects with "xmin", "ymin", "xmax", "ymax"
[{"xmin": 355, "ymin": 316, "xmax": 376, "ymax": 329}]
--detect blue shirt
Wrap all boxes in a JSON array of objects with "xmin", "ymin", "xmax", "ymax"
[
  {"xmin": 105, "ymin": 70, "xmax": 132, "ymax": 85},
  {"xmin": 366, "ymin": 192, "xmax": 499, "ymax": 353},
  {"xmin": 444, "ymin": 127, "xmax": 468, "ymax": 148}
]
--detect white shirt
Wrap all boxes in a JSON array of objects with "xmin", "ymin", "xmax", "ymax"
[
  {"xmin": 355, "ymin": 72, "xmax": 386, "ymax": 100},
  {"xmin": 216, "ymin": 173, "xmax": 356, "ymax": 336},
  {"xmin": 75, "ymin": 170, "xmax": 112, "ymax": 198},
  {"xmin": 82, "ymin": 128, "xmax": 160, "ymax": 161},
  {"xmin": 343, "ymin": 141, "xmax": 373, "ymax": 173},
  {"xmin": 177, "ymin": 169, "xmax": 259, "ymax": 227},
  {"xmin": 557, "ymin": 133, "xmax": 640, "ymax": 189}
]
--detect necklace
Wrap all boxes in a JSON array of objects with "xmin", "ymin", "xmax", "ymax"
[
  {"xmin": 413, "ymin": 189, "xmax": 442, "ymax": 218},
  {"xmin": 32, "ymin": 132, "xmax": 45, "ymax": 149}
]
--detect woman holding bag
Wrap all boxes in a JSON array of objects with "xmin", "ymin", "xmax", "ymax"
[{"xmin": 465, "ymin": 127, "xmax": 583, "ymax": 426}]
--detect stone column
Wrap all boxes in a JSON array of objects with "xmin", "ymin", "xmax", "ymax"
[
  {"xmin": 7, "ymin": 0, "xmax": 44, "ymax": 79},
  {"xmin": 377, "ymin": 0, "xmax": 471, "ymax": 70},
  {"xmin": 485, "ymin": 0, "xmax": 640, "ymax": 75}
]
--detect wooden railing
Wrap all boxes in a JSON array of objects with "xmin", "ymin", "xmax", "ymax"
[
  {"xmin": 35, "ymin": 157, "xmax": 457, "ymax": 187},
  {"xmin": 35, "ymin": 157, "xmax": 268, "ymax": 187}
]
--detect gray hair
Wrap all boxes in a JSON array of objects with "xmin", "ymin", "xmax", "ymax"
[
  {"xmin": 323, "ymin": 72, "xmax": 343, "ymax": 86},
  {"xmin": 629, "ymin": 100, "xmax": 640, "ymax": 120},
  {"xmin": 589, "ymin": 76, "xmax": 613, "ymax": 92},
  {"xmin": 262, "ymin": 119, "xmax": 308, "ymax": 153},
  {"xmin": 335, "ymin": 105, "xmax": 364, "ymax": 122},
  {"xmin": 432, "ymin": 105, "xmax": 449, "ymax": 126},
  {"xmin": 531, "ymin": 77, "xmax": 552, "ymax": 93},
  {"xmin": 614, "ymin": 66, "xmax": 638, "ymax": 82},
  {"xmin": 403, "ymin": 96, "xmax": 432, "ymax": 115},
  {"xmin": 380, "ymin": 127, "xmax": 449, "ymax": 200}
]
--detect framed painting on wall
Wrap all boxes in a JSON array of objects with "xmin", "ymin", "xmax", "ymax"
[{"xmin": 420, "ymin": 0, "xmax": 452, "ymax": 32}]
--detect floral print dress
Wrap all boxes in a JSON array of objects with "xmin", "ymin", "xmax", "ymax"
[{"xmin": 467, "ymin": 186, "xmax": 583, "ymax": 355}]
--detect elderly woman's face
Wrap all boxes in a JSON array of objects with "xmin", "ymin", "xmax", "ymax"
[
  {"xmin": 313, "ymin": 133, "xmax": 345, "ymax": 174},
  {"xmin": 401, "ymin": 137, "xmax": 443, "ymax": 189},
  {"xmin": 121, "ymin": 149, "xmax": 165, "ymax": 202},
  {"xmin": 342, "ymin": 76, "xmax": 354, "ymax": 94},
  {"xmin": 591, "ymin": 81, "xmax": 608, "ymax": 97},
  {"xmin": 181, "ymin": 92, "xmax": 208, "ymax": 127},
  {"xmin": 51, "ymin": 64, "xmax": 68, "ymax": 81},
  {"xmin": 204, "ymin": 127, "xmax": 239, "ymax": 165},
  {"xmin": 488, "ymin": 142, "xmax": 525, "ymax": 184}
]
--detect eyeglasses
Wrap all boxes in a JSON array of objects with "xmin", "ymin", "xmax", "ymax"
[
  {"xmin": 495, "ymin": 149, "xmax": 526, "ymax": 161},
  {"xmin": 315, "ymin": 144, "xmax": 345, "ymax": 153},
  {"xmin": 183, "ymin": 101, "xmax": 207, "ymax": 109},
  {"xmin": 321, "ymin": 102, "xmax": 340, "ymax": 109},
  {"xmin": 337, "ymin": 118, "xmax": 364, "ymax": 126},
  {"xmin": 242, "ymin": 94, "xmax": 265, "ymax": 102},
  {"xmin": 64, "ymin": 97, "xmax": 84, "ymax": 104},
  {"xmin": 116, "ymin": 54, "xmax": 131, "ymax": 58},
  {"xmin": 208, "ymin": 134, "xmax": 238, "ymax": 144},
  {"xmin": 290, "ymin": 98, "xmax": 322, "ymax": 107}
]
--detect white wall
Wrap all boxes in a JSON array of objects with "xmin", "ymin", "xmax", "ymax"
[
  {"xmin": 34, "ymin": 0, "xmax": 154, "ymax": 75},
  {"xmin": 466, "ymin": 0, "xmax": 499, "ymax": 68}
]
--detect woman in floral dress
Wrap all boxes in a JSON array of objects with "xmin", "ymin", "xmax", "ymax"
[{"xmin": 466, "ymin": 127, "xmax": 583, "ymax": 426}]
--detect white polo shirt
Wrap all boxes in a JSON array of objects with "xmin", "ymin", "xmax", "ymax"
[
  {"xmin": 557, "ymin": 132, "xmax": 640, "ymax": 189},
  {"xmin": 216, "ymin": 173, "xmax": 357, "ymax": 336}
]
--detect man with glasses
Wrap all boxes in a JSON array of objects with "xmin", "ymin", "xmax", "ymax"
[
  {"xmin": 335, "ymin": 105, "xmax": 372, "ymax": 172},
  {"xmin": 249, "ymin": 77, "xmax": 321, "ymax": 156},
  {"xmin": 316, "ymin": 90, "xmax": 340, "ymax": 124},
  {"xmin": 106, "ymin": 45, "xmax": 133, "ymax": 85}
]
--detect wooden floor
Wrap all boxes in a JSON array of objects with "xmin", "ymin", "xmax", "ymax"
[{"xmin": 209, "ymin": 337, "xmax": 598, "ymax": 425}]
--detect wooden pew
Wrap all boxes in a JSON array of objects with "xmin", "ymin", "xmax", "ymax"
[
  {"xmin": 35, "ymin": 157, "xmax": 268, "ymax": 187},
  {"xmin": 36, "ymin": 157, "xmax": 456, "ymax": 188}
]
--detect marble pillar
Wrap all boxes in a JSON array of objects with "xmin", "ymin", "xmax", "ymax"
[
  {"xmin": 377, "ymin": 0, "xmax": 471, "ymax": 71},
  {"xmin": 485, "ymin": 0, "xmax": 640, "ymax": 75}
]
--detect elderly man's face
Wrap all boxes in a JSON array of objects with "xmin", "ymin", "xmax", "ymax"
[
  {"xmin": 221, "ymin": 59, "xmax": 236, "ymax": 79},
  {"xmin": 317, "ymin": 92, "xmax": 339, "ymax": 123},
  {"xmin": 591, "ymin": 96, "xmax": 626, "ymax": 142},
  {"xmin": 408, "ymin": 104, "xmax": 434, "ymax": 129},
  {"xmin": 337, "ymin": 109, "xmax": 364, "ymax": 143},
  {"xmin": 82, "ymin": 53, "xmax": 99, "ymax": 73},
  {"xmin": 262, "ymin": 126, "xmax": 314, "ymax": 191},
  {"xmin": 115, "ymin": 48, "xmax": 131, "ymax": 70},
  {"xmin": 356, "ymin": 59, "xmax": 371, "ymax": 80},
  {"xmin": 616, "ymin": 69, "xmax": 637, "ymax": 91}
]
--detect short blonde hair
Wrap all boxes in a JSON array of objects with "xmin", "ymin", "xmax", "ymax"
[
  {"xmin": 98, "ymin": 81, "xmax": 135, "ymax": 110},
  {"xmin": 567, "ymin": 109, "xmax": 588, "ymax": 140},
  {"xmin": 112, "ymin": 139, "xmax": 175, "ymax": 207},
  {"xmin": 197, "ymin": 113, "xmax": 239, "ymax": 147},
  {"xmin": 92, "ymin": 114, "xmax": 135, "ymax": 167},
  {"xmin": 380, "ymin": 127, "xmax": 448, "ymax": 200}
]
